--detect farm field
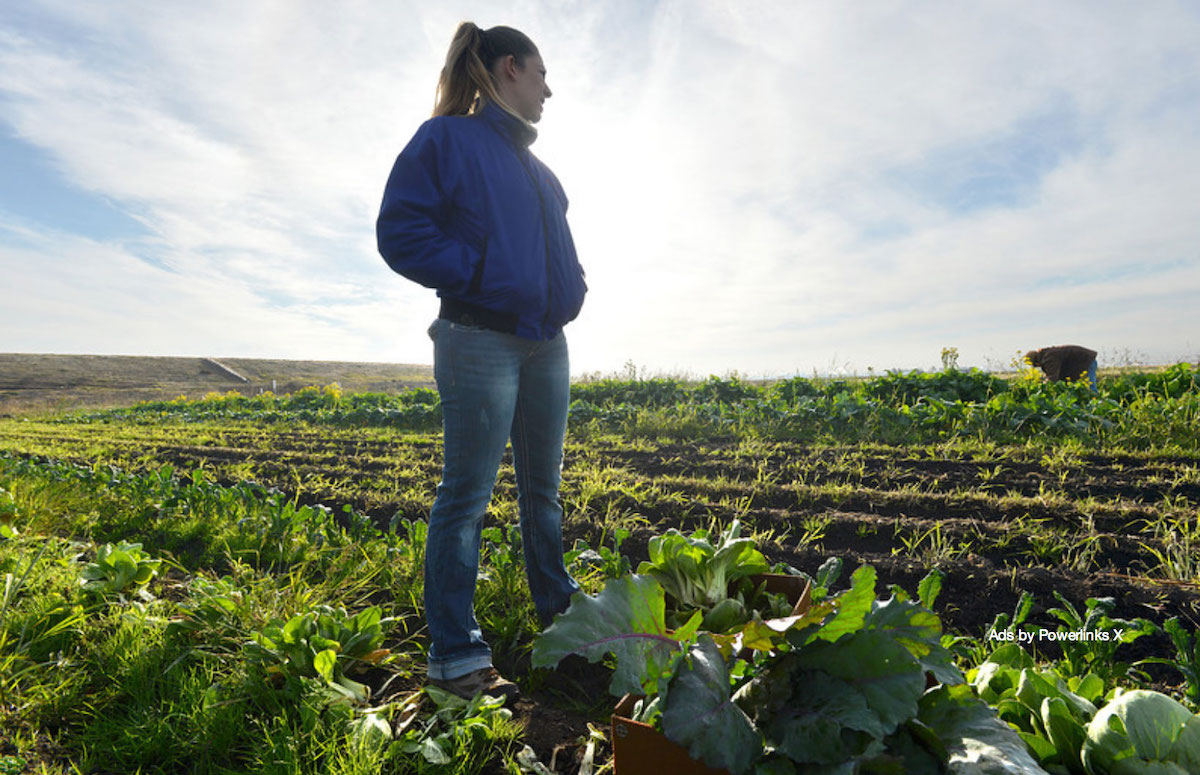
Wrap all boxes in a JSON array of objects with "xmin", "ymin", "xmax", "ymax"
[
  {"xmin": 2, "ymin": 365, "xmax": 1200, "ymax": 773},
  {"xmin": 0, "ymin": 353, "xmax": 434, "ymax": 416}
]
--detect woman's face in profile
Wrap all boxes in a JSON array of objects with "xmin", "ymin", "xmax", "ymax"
[{"xmin": 504, "ymin": 53, "xmax": 551, "ymax": 123}]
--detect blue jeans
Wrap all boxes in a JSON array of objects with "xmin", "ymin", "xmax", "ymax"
[
  {"xmin": 423, "ymin": 317, "xmax": 580, "ymax": 681},
  {"xmin": 1087, "ymin": 360, "xmax": 1098, "ymax": 392}
]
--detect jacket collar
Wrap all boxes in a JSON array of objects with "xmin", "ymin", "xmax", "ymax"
[{"xmin": 477, "ymin": 100, "xmax": 537, "ymax": 148}]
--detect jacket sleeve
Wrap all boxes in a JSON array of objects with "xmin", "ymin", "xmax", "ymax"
[{"xmin": 376, "ymin": 121, "xmax": 480, "ymax": 294}]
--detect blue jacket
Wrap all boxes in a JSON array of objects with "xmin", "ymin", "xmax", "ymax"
[{"xmin": 377, "ymin": 102, "xmax": 586, "ymax": 340}]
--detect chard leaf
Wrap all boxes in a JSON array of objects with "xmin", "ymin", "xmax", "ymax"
[
  {"xmin": 816, "ymin": 557, "xmax": 844, "ymax": 590},
  {"xmin": 1015, "ymin": 669, "xmax": 1058, "ymax": 728},
  {"xmin": 347, "ymin": 710, "xmax": 392, "ymax": 748},
  {"xmin": 917, "ymin": 569, "xmax": 943, "ymax": 609},
  {"xmin": 531, "ymin": 575, "xmax": 689, "ymax": 697},
  {"xmin": 661, "ymin": 636, "xmax": 761, "ymax": 775},
  {"xmin": 133, "ymin": 564, "xmax": 157, "ymax": 585},
  {"xmin": 988, "ymin": 643, "xmax": 1037, "ymax": 670},
  {"xmin": 811, "ymin": 565, "xmax": 876, "ymax": 644},
  {"xmin": 421, "ymin": 737, "xmax": 450, "ymax": 764},
  {"xmin": 733, "ymin": 652, "xmax": 805, "ymax": 727},
  {"xmin": 353, "ymin": 606, "xmax": 382, "ymax": 631},
  {"xmin": 80, "ymin": 566, "xmax": 107, "ymax": 581},
  {"xmin": 108, "ymin": 552, "xmax": 137, "ymax": 578},
  {"xmin": 673, "ymin": 608, "xmax": 704, "ymax": 643},
  {"xmin": 1017, "ymin": 731, "xmax": 1058, "ymax": 762},
  {"xmin": 1017, "ymin": 669, "xmax": 1096, "ymax": 726},
  {"xmin": 1070, "ymin": 673, "xmax": 1106, "ymax": 706},
  {"xmin": 282, "ymin": 615, "xmax": 307, "ymax": 643},
  {"xmin": 736, "ymin": 600, "xmax": 836, "ymax": 653}
]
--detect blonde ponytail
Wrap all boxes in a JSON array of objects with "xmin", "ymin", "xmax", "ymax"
[{"xmin": 433, "ymin": 23, "xmax": 538, "ymax": 118}]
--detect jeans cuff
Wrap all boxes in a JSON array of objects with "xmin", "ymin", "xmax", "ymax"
[{"xmin": 426, "ymin": 651, "xmax": 494, "ymax": 682}]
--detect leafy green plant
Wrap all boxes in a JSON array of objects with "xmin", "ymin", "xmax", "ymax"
[
  {"xmin": 635, "ymin": 519, "xmax": 769, "ymax": 628},
  {"xmin": 971, "ymin": 643, "xmax": 1105, "ymax": 773},
  {"xmin": 392, "ymin": 686, "xmax": 521, "ymax": 771},
  {"xmin": 970, "ymin": 642, "xmax": 1200, "ymax": 774},
  {"xmin": 895, "ymin": 522, "xmax": 974, "ymax": 563},
  {"xmin": 807, "ymin": 555, "xmax": 845, "ymax": 602},
  {"xmin": 10, "ymin": 368, "xmax": 1200, "ymax": 772},
  {"xmin": 245, "ymin": 604, "xmax": 394, "ymax": 702},
  {"xmin": 167, "ymin": 574, "xmax": 247, "ymax": 650},
  {"xmin": 0, "ymin": 486, "xmax": 17, "ymax": 539},
  {"xmin": 229, "ymin": 498, "xmax": 344, "ymax": 571},
  {"xmin": 1140, "ymin": 617, "xmax": 1200, "ymax": 708},
  {"xmin": 986, "ymin": 590, "xmax": 1037, "ymax": 645},
  {"xmin": 54, "ymin": 362, "xmax": 1200, "ymax": 448},
  {"xmin": 79, "ymin": 541, "xmax": 161, "ymax": 599},
  {"xmin": 532, "ymin": 566, "xmax": 1041, "ymax": 774},
  {"xmin": 565, "ymin": 526, "xmax": 633, "ymax": 581},
  {"xmin": 794, "ymin": 513, "xmax": 831, "ymax": 550},
  {"xmin": 479, "ymin": 524, "xmax": 522, "ymax": 576},
  {"xmin": 1045, "ymin": 593, "xmax": 1156, "ymax": 688}
]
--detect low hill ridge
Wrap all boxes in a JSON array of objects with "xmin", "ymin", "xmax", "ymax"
[{"xmin": 0, "ymin": 353, "xmax": 434, "ymax": 415}]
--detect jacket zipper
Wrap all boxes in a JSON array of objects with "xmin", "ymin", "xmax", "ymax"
[{"xmin": 517, "ymin": 151, "xmax": 554, "ymax": 332}]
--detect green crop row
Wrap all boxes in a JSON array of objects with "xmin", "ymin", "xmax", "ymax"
[
  {"xmin": 0, "ymin": 452, "xmax": 556, "ymax": 773},
  {"xmin": 55, "ymin": 365, "xmax": 1200, "ymax": 450}
]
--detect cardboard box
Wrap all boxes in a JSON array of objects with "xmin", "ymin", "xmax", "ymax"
[
  {"xmin": 609, "ymin": 573, "xmax": 810, "ymax": 774},
  {"xmin": 610, "ymin": 694, "xmax": 732, "ymax": 775},
  {"xmin": 745, "ymin": 572, "xmax": 811, "ymax": 615}
]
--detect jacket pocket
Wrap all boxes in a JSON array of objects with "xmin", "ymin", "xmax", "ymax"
[{"xmin": 468, "ymin": 237, "xmax": 489, "ymax": 295}]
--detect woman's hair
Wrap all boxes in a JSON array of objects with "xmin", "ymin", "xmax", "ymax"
[{"xmin": 434, "ymin": 23, "xmax": 539, "ymax": 117}]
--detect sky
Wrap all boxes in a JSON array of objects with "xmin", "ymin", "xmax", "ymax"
[{"xmin": 2, "ymin": 1, "xmax": 1199, "ymax": 378}]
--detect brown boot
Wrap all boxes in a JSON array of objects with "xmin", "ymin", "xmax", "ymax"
[{"xmin": 429, "ymin": 667, "xmax": 519, "ymax": 701}]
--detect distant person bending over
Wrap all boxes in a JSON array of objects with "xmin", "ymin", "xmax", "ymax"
[
  {"xmin": 375, "ymin": 23, "xmax": 586, "ymax": 701},
  {"xmin": 1024, "ymin": 345, "xmax": 1098, "ymax": 392}
]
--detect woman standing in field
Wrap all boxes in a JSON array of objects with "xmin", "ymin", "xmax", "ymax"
[{"xmin": 376, "ymin": 22, "xmax": 586, "ymax": 700}]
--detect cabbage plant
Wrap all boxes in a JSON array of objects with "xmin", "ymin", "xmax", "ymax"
[{"xmin": 1081, "ymin": 689, "xmax": 1200, "ymax": 775}]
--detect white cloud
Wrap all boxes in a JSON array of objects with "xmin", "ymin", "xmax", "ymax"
[
  {"xmin": 1, "ymin": 214, "xmax": 435, "ymax": 361},
  {"xmin": 1, "ymin": 0, "xmax": 1198, "ymax": 375}
]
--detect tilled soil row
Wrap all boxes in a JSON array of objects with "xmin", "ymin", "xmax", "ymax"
[
  {"xmin": 576, "ymin": 437, "xmax": 1200, "ymax": 503},
  {"xmin": 7, "ymin": 423, "xmax": 1199, "ymax": 628},
  {"xmin": 7, "ymin": 425, "xmax": 1188, "ymax": 584}
]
